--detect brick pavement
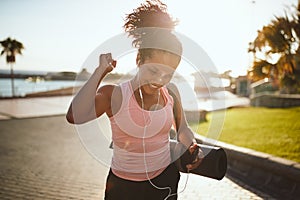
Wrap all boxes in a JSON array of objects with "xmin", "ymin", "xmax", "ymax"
[
  {"xmin": 0, "ymin": 115, "xmax": 277, "ymax": 199},
  {"xmin": 0, "ymin": 96, "xmax": 71, "ymax": 119}
]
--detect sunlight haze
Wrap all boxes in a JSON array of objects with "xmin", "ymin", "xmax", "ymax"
[{"xmin": 0, "ymin": 0, "xmax": 298, "ymax": 77}]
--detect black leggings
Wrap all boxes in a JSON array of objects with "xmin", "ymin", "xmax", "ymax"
[{"xmin": 104, "ymin": 163, "xmax": 180, "ymax": 200}]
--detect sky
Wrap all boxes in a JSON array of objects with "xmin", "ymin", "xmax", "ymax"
[{"xmin": 0, "ymin": 0, "xmax": 298, "ymax": 77}]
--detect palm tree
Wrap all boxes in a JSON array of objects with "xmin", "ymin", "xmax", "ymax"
[
  {"xmin": 0, "ymin": 37, "xmax": 24, "ymax": 97},
  {"xmin": 248, "ymin": 1, "xmax": 300, "ymax": 93}
]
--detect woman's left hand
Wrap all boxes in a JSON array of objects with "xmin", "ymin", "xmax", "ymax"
[{"xmin": 186, "ymin": 143, "xmax": 203, "ymax": 171}]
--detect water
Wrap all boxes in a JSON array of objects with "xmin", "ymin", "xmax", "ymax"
[
  {"xmin": 0, "ymin": 77, "xmax": 249, "ymax": 111},
  {"xmin": 0, "ymin": 78, "xmax": 85, "ymax": 97}
]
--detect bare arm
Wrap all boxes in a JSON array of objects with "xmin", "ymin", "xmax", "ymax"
[
  {"xmin": 66, "ymin": 53, "xmax": 116, "ymax": 124},
  {"xmin": 167, "ymin": 83, "xmax": 202, "ymax": 171},
  {"xmin": 167, "ymin": 83, "xmax": 196, "ymax": 147}
]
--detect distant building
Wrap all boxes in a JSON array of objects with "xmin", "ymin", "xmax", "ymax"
[
  {"xmin": 235, "ymin": 75, "xmax": 251, "ymax": 97},
  {"xmin": 249, "ymin": 78, "xmax": 300, "ymax": 107},
  {"xmin": 250, "ymin": 78, "xmax": 277, "ymax": 96},
  {"xmin": 77, "ymin": 68, "xmax": 91, "ymax": 81},
  {"xmin": 45, "ymin": 68, "xmax": 91, "ymax": 81},
  {"xmin": 192, "ymin": 71, "xmax": 231, "ymax": 95},
  {"xmin": 45, "ymin": 71, "xmax": 77, "ymax": 80}
]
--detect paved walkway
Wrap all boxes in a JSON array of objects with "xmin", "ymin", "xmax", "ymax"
[
  {"xmin": 0, "ymin": 96, "xmax": 72, "ymax": 119},
  {"xmin": 0, "ymin": 96, "xmax": 276, "ymax": 199}
]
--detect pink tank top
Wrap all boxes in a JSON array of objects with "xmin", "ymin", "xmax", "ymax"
[{"xmin": 109, "ymin": 81, "xmax": 174, "ymax": 181}]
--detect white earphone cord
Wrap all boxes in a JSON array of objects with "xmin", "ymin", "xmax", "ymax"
[{"xmin": 138, "ymin": 84, "xmax": 189, "ymax": 200}]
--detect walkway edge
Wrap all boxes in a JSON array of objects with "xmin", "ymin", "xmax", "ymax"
[{"xmin": 194, "ymin": 134, "xmax": 300, "ymax": 200}]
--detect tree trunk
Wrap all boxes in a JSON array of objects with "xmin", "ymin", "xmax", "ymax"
[{"xmin": 10, "ymin": 63, "xmax": 15, "ymax": 97}]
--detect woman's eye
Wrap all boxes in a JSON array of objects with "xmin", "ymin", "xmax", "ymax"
[
  {"xmin": 163, "ymin": 74, "xmax": 173, "ymax": 80},
  {"xmin": 149, "ymin": 69, "xmax": 158, "ymax": 75}
]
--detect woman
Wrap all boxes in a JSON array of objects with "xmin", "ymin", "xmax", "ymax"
[{"xmin": 66, "ymin": 1, "xmax": 202, "ymax": 199}]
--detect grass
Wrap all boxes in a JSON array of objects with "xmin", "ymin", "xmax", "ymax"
[{"xmin": 190, "ymin": 106, "xmax": 300, "ymax": 163}]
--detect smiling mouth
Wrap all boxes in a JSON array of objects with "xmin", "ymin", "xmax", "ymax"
[{"xmin": 149, "ymin": 83, "xmax": 161, "ymax": 89}]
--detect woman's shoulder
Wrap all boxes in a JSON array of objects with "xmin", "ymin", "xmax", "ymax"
[
  {"xmin": 97, "ymin": 84, "xmax": 119, "ymax": 94},
  {"xmin": 166, "ymin": 82, "xmax": 180, "ymax": 98},
  {"xmin": 95, "ymin": 84, "xmax": 123, "ymax": 117},
  {"xmin": 97, "ymin": 80, "xmax": 132, "ymax": 97}
]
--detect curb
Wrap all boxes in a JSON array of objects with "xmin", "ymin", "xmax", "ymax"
[{"xmin": 194, "ymin": 134, "xmax": 300, "ymax": 200}]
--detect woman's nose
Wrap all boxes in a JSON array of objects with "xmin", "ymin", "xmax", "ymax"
[{"xmin": 155, "ymin": 77, "xmax": 166, "ymax": 85}]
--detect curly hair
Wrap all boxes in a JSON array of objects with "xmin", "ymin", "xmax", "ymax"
[
  {"xmin": 124, "ymin": 0, "xmax": 177, "ymax": 34},
  {"xmin": 124, "ymin": 0, "xmax": 182, "ymax": 65}
]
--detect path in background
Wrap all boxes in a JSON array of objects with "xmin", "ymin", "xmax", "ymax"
[{"xmin": 0, "ymin": 96, "xmax": 71, "ymax": 119}]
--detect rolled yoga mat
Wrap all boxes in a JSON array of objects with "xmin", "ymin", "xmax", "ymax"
[{"xmin": 170, "ymin": 140, "xmax": 227, "ymax": 180}]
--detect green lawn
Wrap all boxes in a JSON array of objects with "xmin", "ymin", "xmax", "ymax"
[{"xmin": 191, "ymin": 107, "xmax": 300, "ymax": 163}]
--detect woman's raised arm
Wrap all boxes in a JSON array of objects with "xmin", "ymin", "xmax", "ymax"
[{"xmin": 66, "ymin": 53, "xmax": 116, "ymax": 124}]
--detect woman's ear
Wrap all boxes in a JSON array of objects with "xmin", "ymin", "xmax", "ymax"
[{"xmin": 136, "ymin": 52, "xmax": 141, "ymax": 67}]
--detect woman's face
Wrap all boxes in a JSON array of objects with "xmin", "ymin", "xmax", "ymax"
[{"xmin": 138, "ymin": 51, "xmax": 181, "ymax": 94}]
